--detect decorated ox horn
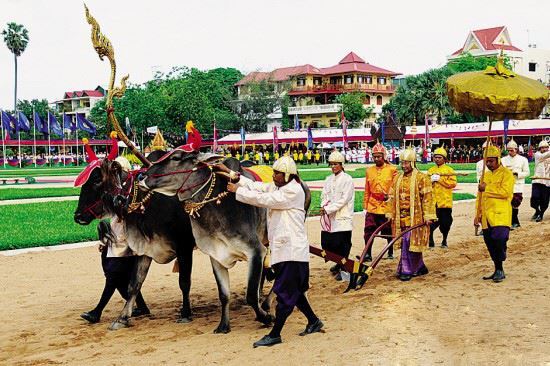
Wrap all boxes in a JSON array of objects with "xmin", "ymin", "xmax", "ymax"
[
  {"xmin": 82, "ymin": 137, "xmax": 98, "ymax": 162},
  {"xmin": 107, "ymin": 131, "xmax": 119, "ymax": 161},
  {"xmin": 85, "ymin": 5, "xmax": 151, "ymax": 167}
]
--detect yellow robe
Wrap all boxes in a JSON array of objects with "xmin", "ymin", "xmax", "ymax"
[
  {"xmin": 427, "ymin": 164, "xmax": 457, "ymax": 208},
  {"xmin": 363, "ymin": 163, "xmax": 397, "ymax": 214},
  {"xmin": 386, "ymin": 170, "xmax": 436, "ymax": 252},
  {"xmin": 476, "ymin": 165, "xmax": 514, "ymax": 229}
]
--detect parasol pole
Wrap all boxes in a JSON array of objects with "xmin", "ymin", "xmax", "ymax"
[{"xmin": 475, "ymin": 116, "xmax": 493, "ymax": 235}]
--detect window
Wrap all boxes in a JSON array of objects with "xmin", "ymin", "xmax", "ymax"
[
  {"xmin": 364, "ymin": 95, "xmax": 371, "ymax": 104},
  {"xmin": 357, "ymin": 75, "xmax": 363, "ymax": 84},
  {"xmin": 378, "ymin": 77, "xmax": 386, "ymax": 85},
  {"xmin": 297, "ymin": 77, "xmax": 306, "ymax": 86},
  {"xmin": 366, "ymin": 75, "xmax": 372, "ymax": 84},
  {"xmin": 529, "ymin": 62, "xmax": 537, "ymax": 72},
  {"xmin": 376, "ymin": 95, "xmax": 383, "ymax": 105},
  {"xmin": 313, "ymin": 77, "xmax": 322, "ymax": 86},
  {"xmin": 344, "ymin": 75, "xmax": 354, "ymax": 84}
]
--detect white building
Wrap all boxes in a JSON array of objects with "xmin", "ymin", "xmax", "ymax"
[
  {"xmin": 447, "ymin": 26, "xmax": 550, "ymax": 116},
  {"xmin": 447, "ymin": 26, "xmax": 550, "ymax": 83}
]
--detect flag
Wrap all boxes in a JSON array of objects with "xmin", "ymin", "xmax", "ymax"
[
  {"xmin": 341, "ymin": 111, "xmax": 348, "ymax": 148},
  {"xmin": 528, "ymin": 136, "xmax": 533, "ymax": 160},
  {"xmin": 503, "ymin": 117, "xmax": 510, "ymax": 146},
  {"xmin": 34, "ymin": 112, "xmax": 48, "ymax": 135},
  {"xmin": 48, "ymin": 112, "xmax": 63, "ymax": 136},
  {"xmin": 63, "ymin": 113, "xmax": 76, "ymax": 131},
  {"xmin": 381, "ymin": 121, "xmax": 386, "ymax": 143},
  {"xmin": 293, "ymin": 114, "xmax": 300, "ymax": 131},
  {"xmin": 146, "ymin": 126, "xmax": 158, "ymax": 134},
  {"xmin": 76, "ymin": 113, "xmax": 97, "ymax": 135},
  {"xmin": 424, "ymin": 114, "xmax": 430, "ymax": 147},
  {"xmin": 212, "ymin": 123, "xmax": 218, "ymax": 152},
  {"xmin": 240, "ymin": 126, "xmax": 246, "ymax": 146},
  {"xmin": 125, "ymin": 117, "xmax": 132, "ymax": 136},
  {"xmin": 272, "ymin": 126, "xmax": 278, "ymax": 149},
  {"xmin": 17, "ymin": 112, "xmax": 30, "ymax": 132},
  {"xmin": 307, "ymin": 126, "xmax": 313, "ymax": 150},
  {"xmin": 1, "ymin": 111, "xmax": 12, "ymax": 139},
  {"xmin": 1, "ymin": 111, "xmax": 15, "ymax": 135}
]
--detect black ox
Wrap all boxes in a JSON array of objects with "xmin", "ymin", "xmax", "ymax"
[
  {"xmin": 74, "ymin": 151, "xmax": 196, "ymax": 330},
  {"xmin": 140, "ymin": 150, "xmax": 311, "ymax": 333}
]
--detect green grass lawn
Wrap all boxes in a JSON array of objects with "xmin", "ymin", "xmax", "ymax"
[
  {"xmin": 0, "ymin": 200, "xmax": 97, "ymax": 250},
  {"xmin": 0, "ymin": 166, "xmax": 84, "ymax": 177},
  {"xmin": 0, "ymin": 187, "xmax": 81, "ymax": 200},
  {"xmin": 309, "ymin": 191, "xmax": 475, "ymax": 214}
]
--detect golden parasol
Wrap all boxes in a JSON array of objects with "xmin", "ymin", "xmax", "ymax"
[
  {"xmin": 447, "ymin": 58, "xmax": 549, "ymax": 120},
  {"xmin": 446, "ymin": 56, "xmax": 549, "ymax": 232}
]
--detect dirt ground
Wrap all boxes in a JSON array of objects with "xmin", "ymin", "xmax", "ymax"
[{"xmin": 1, "ymin": 198, "xmax": 549, "ymax": 365}]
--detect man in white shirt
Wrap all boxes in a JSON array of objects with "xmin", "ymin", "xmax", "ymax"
[
  {"xmin": 501, "ymin": 139, "xmax": 530, "ymax": 229},
  {"xmin": 531, "ymin": 140, "xmax": 550, "ymax": 222},
  {"xmin": 226, "ymin": 156, "xmax": 323, "ymax": 347},
  {"xmin": 319, "ymin": 150, "xmax": 355, "ymax": 280}
]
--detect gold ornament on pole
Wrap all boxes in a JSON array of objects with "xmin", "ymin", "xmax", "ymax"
[{"xmin": 84, "ymin": 5, "xmax": 151, "ymax": 166}]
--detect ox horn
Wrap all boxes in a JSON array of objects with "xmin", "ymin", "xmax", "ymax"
[
  {"xmin": 107, "ymin": 131, "xmax": 119, "ymax": 160},
  {"xmin": 82, "ymin": 137, "xmax": 98, "ymax": 162},
  {"xmin": 85, "ymin": 4, "xmax": 152, "ymax": 167}
]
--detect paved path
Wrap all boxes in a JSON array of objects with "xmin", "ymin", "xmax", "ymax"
[{"xmin": 0, "ymin": 196, "xmax": 79, "ymax": 206}]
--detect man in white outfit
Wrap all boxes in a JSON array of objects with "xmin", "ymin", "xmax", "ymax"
[
  {"xmin": 225, "ymin": 156, "xmax": 323, "ymax": 347},
  {"xmin": 531, "ymin": 140, "xmax": 550, "ymax": 222},
  {"xmin": 319, "ymin": 150, "xmax": 355, "ymax": 280},
  {"xmin": 501, "ymin": 139, "xmax": 530, "ymax": 229}
]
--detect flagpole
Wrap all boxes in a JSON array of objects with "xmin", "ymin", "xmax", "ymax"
[
  {"xmin": 62, "ymin": 113, "xmax": 66, "ymax": 167},
  {"xmin": 17, "ymin": 112, "xmax": 22, "ymax": 168},
  {"xmin": 0, "ymin": 110, "xmax": 5, "ymax": 168},
  {"xmin": 32, "ymin": 107, "xmax": 37, "ymax": 167},
  {"xmin": 76, "ymin": 120, "xmax": 79, "ymax": 166},
  {"xmin": 47, "ymin": 112, "xmax": 52, "ymax": 166}
]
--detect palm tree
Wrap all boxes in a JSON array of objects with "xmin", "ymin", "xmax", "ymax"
[{"xmin": 2, "ymin": 22, "xmax": 30, "ymax": 112}]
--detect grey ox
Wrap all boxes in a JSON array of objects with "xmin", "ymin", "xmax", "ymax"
[{"xmin": 140, "ymin": 151, "xmax": 311, "ymax": 333}]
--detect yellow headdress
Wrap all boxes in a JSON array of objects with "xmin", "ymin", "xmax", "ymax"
[
  {"xmin": 433, "ymin": 146, "xmax": 447, "ymax": 159},
  {"xmin": 399, "ymin": 147, "xmax": 416, "ymax": 163}
]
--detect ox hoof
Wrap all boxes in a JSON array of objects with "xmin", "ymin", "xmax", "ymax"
[
  {"xmin": 109, "ymin": 318, "xmax": 130, "ymax": 331},
  {"xmin": 213, "ymin": 324, "xmax": 231, "ymax": 334},
  {"xmin": 256, "ymin": 313, "xmax": 273, "ymax": 326},
  {"xmin": 176, "ymin": 316, "xmax": 193, "ymax": 324}
]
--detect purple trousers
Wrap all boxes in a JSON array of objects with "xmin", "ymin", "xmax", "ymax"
[{"xmin": 396, "ymin": 230, "xmax": 427, "ymax": 276}]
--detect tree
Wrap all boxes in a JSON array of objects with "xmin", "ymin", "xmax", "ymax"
[
  {"xmin": 2, "ymin": 22, "xmax": 29, "ymax": 112},
  {"xmin": 89, "ymin": 67, "xmax": 243, "ymax": 145},
  {"xmin": 234, "ymin": 79, "xmax": 290, "ymax": 132},
  {"xmin": 387, "ymin": 53, "xmax": 510, "ymax": 126},
  {"xmin": 335, "ymin": 92, "xmax": 373, "ymax": 127}
]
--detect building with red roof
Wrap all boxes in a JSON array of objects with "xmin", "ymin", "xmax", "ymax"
[
  {"xmin": 55, "ymin": 86, "xmax": 106, "ymax": 122},
  {"xmin": 236, "ymin": 52, "xmax": 400, "ymax": 129}
]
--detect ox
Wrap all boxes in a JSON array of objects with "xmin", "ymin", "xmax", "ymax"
[
  {"xmin": 74, "ymin": 149, "xmax": 196, "ymax": 330},
  {"xmin": 140, "ymin": 150, "xmax": 311, "ymax": 334}
]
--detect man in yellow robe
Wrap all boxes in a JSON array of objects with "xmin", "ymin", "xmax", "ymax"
[
  {"xmin": 427, "ymin": 147, "xmax": 457, "ymax": 248},
  {"xmin": 386, "ymin": 147, "xmax": 436, "ymax": 281},
  {"xmin": 474, "ymin": 145, "xmax": 514, "ymax": 283},
  {"xmin": 363, "ymin": 142, "xmax": 397, "ymax": 261}
]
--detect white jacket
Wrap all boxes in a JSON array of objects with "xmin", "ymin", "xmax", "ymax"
[
  {"xmin": 534, "ymin": 150, "xmax": 550, "ymax": 187},
  {"xmin": 501, "ymin": 154, "xmax": 530, "ymax": 193},
  {"xmin": 321, "ymin": 172, "xmax": 355, "ymax": 233},
  {"xmin": 235, "ymin": 177, "xmax": 309, "ymax": 265}
]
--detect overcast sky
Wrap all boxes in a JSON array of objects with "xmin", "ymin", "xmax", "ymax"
[{"xmin": 1, "ymin": 0, "xmax": 549, "ymax": 109}]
